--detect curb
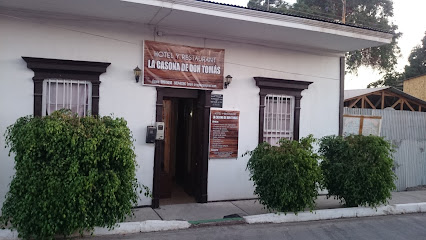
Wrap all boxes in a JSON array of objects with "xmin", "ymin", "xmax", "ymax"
[
  {"xmin": 0, "ymin": 220, "xmax": 190, "ymax": 240},
  {"xmin": 93, "ymin": 220, "xmax": 191, "ymax": 235},
  {"xmin": 1, "ymin": 203, "xmax": 425, "ymax": 239},
  {"xmin": 243, "ymin": 203, "xmax": 426, "ymax": 224}
]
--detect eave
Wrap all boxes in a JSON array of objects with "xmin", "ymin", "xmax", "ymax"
[{"xmin": 0, "ymin": 0, "xmax": 394, "ymax": 54}]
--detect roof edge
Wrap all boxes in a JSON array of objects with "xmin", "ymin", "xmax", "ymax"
[
  {"xmin": 124, "ymin": 0, "xmax": 393, "ymax": 43},
  {"xmin": 196, "ymin": 0, "xmax": 392, "ymax": 34}
]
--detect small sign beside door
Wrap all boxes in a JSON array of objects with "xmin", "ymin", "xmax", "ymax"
[
  {"xmin": 211, "ymin": 94, "xmax": 223, "ymax": 108},
  {"xmin": 209, "ymin": 110, "xmax": 239, "ymax": 159}
]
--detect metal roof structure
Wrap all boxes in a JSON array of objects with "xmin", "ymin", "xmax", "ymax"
[
  {"xmin": 344, "ymin": 87, "xmax": 426, "ymax": 112},
  {"xmin": 345, "ymin": 87, "xmax": 389, "ymax": 100}
]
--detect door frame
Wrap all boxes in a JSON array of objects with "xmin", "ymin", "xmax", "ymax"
[{"xmin": 152, "ymin": 87, "xmax": 211, "ymax": 208}]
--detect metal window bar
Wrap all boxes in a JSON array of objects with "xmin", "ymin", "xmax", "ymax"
[
  {"xmin": 264, "ymin": 94, "xmax": 295, "ymax": 145},
  {"xmin": 43, "ymin": 79, "xmax": 92, "ymax": 117}
]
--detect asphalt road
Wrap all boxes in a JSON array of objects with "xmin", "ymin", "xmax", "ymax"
[{"xmin": 86, "ymin": 213, "xmax": 426, "ymax": 240}]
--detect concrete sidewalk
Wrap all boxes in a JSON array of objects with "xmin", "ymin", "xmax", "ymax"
[
  {"xmin": 1, "ymin": 191, "xmax": 426, "ymax": 239},
  {"xmin": 125, "ymin": 190, "xmax": 426, "ymax": 223}
]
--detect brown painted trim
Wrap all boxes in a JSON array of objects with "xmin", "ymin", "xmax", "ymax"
[
  {"xmin": 200, "ymin": 90, "xmax": 211, "ymax": 203},
  {"xmin": 254, "ymin": 77, "xmax": 312, "ymax": 142},
  {"xmin": 22, "ymin": 57, "xmax": 110, "ymax": 116},
  {"xmin": 254, "ymin": 77, "xmax": 312, "ymax": 91},
  {"xmin": 294, "ymin": 96, "xmax": 302, "ymax": 141},
  {"xmin": 152, "ymin": 89, "xmax": 164, "ymax": 209},
  {"xmin": 22, "ymin": 57, "xmax": 111, "ymax": 75},
  {"xmin": 339, "ymin": 57, "xmax": 345, "ymax": 136},
  {"xmin": 258, "ymin": 92, "xmax": 266, "ymax": 144},
  {"xmin": 156, "ymin": 87, "xmax": 199, "ymax": 99},
  {"xmin": 33, "ymin": 79, "xmax": 44, "ymax": 117}
]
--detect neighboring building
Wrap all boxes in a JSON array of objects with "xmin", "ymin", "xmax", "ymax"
[
  {"xmin": 404, "ymin": 74, "xmax": 426, "ymax": 102},
  {"xmin": 344, "ymin": 87, "xmax": 426, "ymax": 190},
  {"xmin": 0, "ymin": 0, "xmax": 393, "ymax": 209},
  {"xmin": 345, "ymin": 87, "xmax": 426, "ymax": 112}
]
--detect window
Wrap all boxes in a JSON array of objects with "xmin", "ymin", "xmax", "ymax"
[
  {"xmin": 22, "ymin": 57, "xmax": 110, "ymax": 117},
  {"xmin": 254, "ymin": 77, "xmax": 312, "ymax": 143},
  {"xmin": 264, "ymin": 94, "xmax": 294, "ymax": 145},
  {"xmin": 43, "ymin": 79, "xmax": 92, "ymax": 116}
]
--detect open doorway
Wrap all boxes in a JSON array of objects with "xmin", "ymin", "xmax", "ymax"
[
  {"xmin": 159, "ymin": 98, "xmax": 197, "ymax": 205},
  {"xmin": 152, "ymin": 88, "xmax": 211, "ymax": 208}
]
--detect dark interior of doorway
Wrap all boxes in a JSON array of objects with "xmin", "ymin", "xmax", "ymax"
[{"xmin": 159, "ymin": 98, "xmax": 197, "ymax": 205}]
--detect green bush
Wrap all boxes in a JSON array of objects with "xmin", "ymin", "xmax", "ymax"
[
  {"xmin": 1, "ymin": 110, "xmax": 142, "ymax": 239},
  {"xmin": 246, "ymin": 135, "xmax": 321, "ymax": 214},
  {"xmin": 319, "ymin": 135, "xmax": 396, "ymax": 207}
]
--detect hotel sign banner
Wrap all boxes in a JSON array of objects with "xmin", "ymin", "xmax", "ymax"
[
  {"xmin": 209, "ymin": 110, "xmax": 239, "ymax": 159},
  {"xmin": 144, "ymin": 40, "xmax": 225, "ymax": 90}
]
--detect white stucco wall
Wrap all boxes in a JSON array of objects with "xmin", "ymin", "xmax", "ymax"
[
  {"xmin": 0, "ymin": 14, "xmax": 340, "ymax": 208},
  {"xmin": 206, "ymin": 40, "xmax": 340, "ymax": 201}
]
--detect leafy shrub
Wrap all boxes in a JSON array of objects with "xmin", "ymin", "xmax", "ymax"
[
  {"xmin": 246, "ymin": 135, "xmax": 321, "ymax": 214},
  {"xmin": 1, "ymin": 110, "xmax": 141, "ymax": 239},
  {"xmin": 319, "ymin": 135, "xmax": 396, "ymax": 207}
]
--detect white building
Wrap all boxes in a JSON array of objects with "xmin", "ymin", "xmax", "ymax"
[{"xmin": 0, "ymin": 0, "xmax": 392, "ymax": 208}]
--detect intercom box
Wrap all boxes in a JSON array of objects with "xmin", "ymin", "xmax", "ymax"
[
  {"xmin": 146, "ymin": 126, "xmax": 156, "ymax": 143},
  {"xmin": 155, "ymin": 122, "xmax": 165, "ymax": 140}
]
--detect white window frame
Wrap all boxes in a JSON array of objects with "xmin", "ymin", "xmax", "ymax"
[
  {"xmin": 42, "ymin": 79, "xmax": 92, "ymax": 117},
  {"xmin": 263, "ymin": 94, "xmax": 295, "ymax": 145}
]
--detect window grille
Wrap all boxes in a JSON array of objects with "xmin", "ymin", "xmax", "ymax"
[
  {"xmin": 42, "ymin": 79, "xmax": 92, "ymax": 116},
  {"xmin": 264, "ymin": 94, "xmax": 294, "ymax": 145}
]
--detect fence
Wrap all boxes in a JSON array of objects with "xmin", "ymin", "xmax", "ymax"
[{"xmin": 344, "ymin": 107, "xmax": 426, "ymax": 191}]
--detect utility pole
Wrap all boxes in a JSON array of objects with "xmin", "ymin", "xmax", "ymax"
[
  {"xmin": 342, "ymin": 0, "xmax": 346, "ymax": 23},
  {"xmin": 267, "ymin": 0, "xmax": 270, "ymax": 11}
]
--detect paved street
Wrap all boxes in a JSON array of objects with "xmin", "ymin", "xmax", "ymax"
[{"xmin": 87, "ymin": 213, "xmax": 426, "ymax": 240}]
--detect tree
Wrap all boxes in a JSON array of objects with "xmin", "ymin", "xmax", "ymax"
[
  {"xmin": 319, "ymin": 135, "xmax": 396, "ymax": 208},
  {"xmin": 247, "ymin": 0, "xmax": 401, "ymax": 74},
  {"xmin": 1, "ymin": 111, "xmax": 143, "ymax": 239},
  {"xmin": 368, "ymin": 32, "xmax": 426, "ymax": 89},
  {"xmin": 246, "ymin": 136, "xmax": 321, "ymax": 214},
  {"xmin": 404, "ymin": 32, "xmax": 426, "ymax": 79},
  {"xmin": 366, "ymin": 71, "xmax": 403, "ymax": 89}
]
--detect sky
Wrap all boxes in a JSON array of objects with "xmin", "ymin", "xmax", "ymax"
[{"xmin": 213, "ymin": 0, "xmax": 426, "ymax": 89}]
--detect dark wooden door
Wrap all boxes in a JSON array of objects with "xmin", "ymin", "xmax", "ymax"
[
  {"xmin": 192, "ymin": 91, "xmax": 211, "ymax": 203},
  {"xmin": 159, "ymin": 99, "xmax": 173, "ymax": 198}
]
